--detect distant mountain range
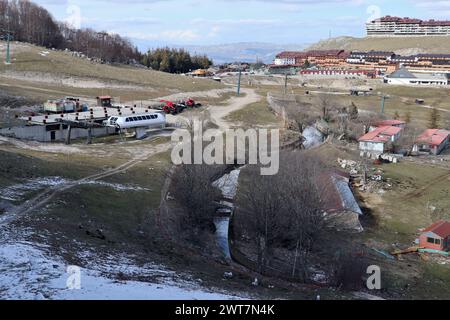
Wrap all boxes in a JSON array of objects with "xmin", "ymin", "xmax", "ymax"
[
  {"xmin": 182, "ymin": 42, "xmax": 307, "ymax": 64},
  {"xmin": 132, "ymin": 40, "xmax": 307, "ymax": 64}
]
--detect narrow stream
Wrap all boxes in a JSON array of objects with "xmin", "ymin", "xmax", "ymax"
[
  {"xmin": 212, "ymin": 169, "xmax": 241, "ymax": 260},
  {"xmin": 214, "ymin": 217, "xmax": 232, "ymax": 260}
]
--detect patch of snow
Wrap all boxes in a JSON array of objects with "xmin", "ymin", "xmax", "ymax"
[
  {"xmin": 212, "ymin": 170, "xmax": 241, "ymax": 199},
  {"xmin": 51, "ymin": 271, "xmax": 238, "ymax": 300},
  {"xmin": 83, "ymin": 181, "xmax": 150, "ymax": 192},
  {"xmin": 0, "ymin": 177, "xmax": 149, "ymax": 202},
  {"xmin": 0, "ymin": 241, "xmax": 241, "ymax": 300},
  {"xmin": 0, "ymin": 226, "xmax": 247, "ymax": 300},
  {"xmin": 303, "ymin": 126, "xmax": 324, "ymax": 149},
  {"xmin": 0, "ymin": 177, "xmax": 68, "ymax": 201}
]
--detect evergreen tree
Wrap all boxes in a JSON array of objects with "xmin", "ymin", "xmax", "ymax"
[{"xmin": 429, "ymin": 108, "xmax": 441, "ymax": 129}]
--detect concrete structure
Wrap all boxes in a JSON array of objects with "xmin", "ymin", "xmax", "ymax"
[
  {"xmin": 419, "ymin": 221, "xmax": 450, "ymax": 251},
  {"xmin": 274, "ymin": 50, "xmax": 349, "ymax": 67},
  {"xmin": 0, "ymin": 124, "xmax": 116, "ymax": 142},
  {"xmin": 0, "ymin": 106, "xmax": 164, "ymax": 142},
  {"xmin": 367, "ymin": 16, "xmax": 450, "ymax": 37},
  {"xmin": 358, "ymin": 125, "xmax": 403, "ymax": 154},
  {"xmin": 413, "ymin": 129, "xmax": 450, "ymax": 155},
  {"xmin": 300, "ymin": 69, "xmax": 377, "ymax": 78},
  {"xmin": 384, "ymin": 68, "xmax": 449, "ymax": 86}
]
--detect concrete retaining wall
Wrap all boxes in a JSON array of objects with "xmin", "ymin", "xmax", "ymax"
[{"xmin": 0, "ymin": 125, "xmax": 116, "ymax": 142}]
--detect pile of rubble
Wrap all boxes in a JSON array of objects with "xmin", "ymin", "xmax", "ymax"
[
  {"xmin": 337, "ymin": 158, "xmax": 360, "ymax": 176},
  {"xmin": 337, "ymin": 158, "xmax": 393, "ymax": 193}
]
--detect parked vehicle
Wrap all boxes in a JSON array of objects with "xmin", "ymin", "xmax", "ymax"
[{"xmin": 104, "ymin": 113, "xmax": 166, "ymax": 130}]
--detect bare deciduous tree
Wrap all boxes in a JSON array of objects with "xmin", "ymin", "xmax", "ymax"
[
  {"xmin": 331, "ymin": 251, "xmax": 368, "ymax": 291},
  {"xmin": 318, "ymin": 94, "xmax": 333, "ymax": 121},
  {"xmin": 171, "ymin": 164, "xmax": 222, "ymax": 244},
  {"xmin": 237, "ymin": 151, "xmax": 326, "ymax": 281}
]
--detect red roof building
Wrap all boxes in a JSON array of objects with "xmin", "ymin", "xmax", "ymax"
[
  {"xmin": 414, "ymin": 129, "xmax": 450, "ymax": 155},
  {"xmin": 359, "ymin": 125, "xmax": 404, "ymax": 154},
  {"xmin": 374, "ymin": 120, "xmax": 406, "ymax": 128},
  {"xmin": 274, "ymin": 50, "xmax": 349, "ymax": 67},
  {"xmin": 367, "ymin": 16, "xmax": 450, "ymax": 36},
  {"xmin": 419, "ymin": 221, "xmax": 450, "ymax": 251}
]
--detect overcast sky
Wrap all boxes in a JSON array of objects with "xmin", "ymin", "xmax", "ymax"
[{"xmin": 33, "ymin": 0, "xmax": 450, "ymax": 48}]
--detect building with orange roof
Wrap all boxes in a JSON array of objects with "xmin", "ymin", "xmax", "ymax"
[
  {"xmin": 419, "ymin": 221, "xmax": 450, "ymax": 251},
  {"xmin": 358, "ymin": 125, "xmax": 403, "ymax": 154},
  {"xmin": 369, "ymin": 120, "xmax": 406, "ymax": 132},
  {"xmin": 413, "ymin": 129, "xmax": 450, "ymax": 155}
]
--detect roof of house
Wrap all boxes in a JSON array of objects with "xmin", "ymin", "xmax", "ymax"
[
  {"xmin": 375, "ymin": 120, "xmax": 406, "ymax": 127},
  {"xmin": 276, "ymin": 50, "xmax": 348, "ymax": 60},
  {"xmin": 387, "ymin": 68, "xmax": 449, "ymax": 81},
  {"xmin": 372, "ymin": 16, "xmax": 450, "ymax": 26},
  {"xmin": 317, "ymin": 170, "xmax": 362, "ymax": 216},
  {"xmin": 423, "ymin": 221, "xmax": 450, "ymax": 239},
  {"xmin": 418, "ymin": 54, "xmax": 450, "ymax": 59},
  {"xmin": 358, "ymin": 126, "xmax": 403, "ymax": 143},
  {"xmin": 416, "ymin": 129, "xmax": 450, "ymax": 147},
  {"xmin": 387, "ymin": 68, "xmax": 416, "ymax": 79}
]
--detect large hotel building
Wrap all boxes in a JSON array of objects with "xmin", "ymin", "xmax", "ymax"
[{"xmin": 367, "ymin": 16, "xmax": 450, "ymax": 36}]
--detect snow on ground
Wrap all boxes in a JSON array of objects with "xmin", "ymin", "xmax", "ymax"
[
  {"xmin": 0, "ymin": 224, "xmax": 246, "ymax": 300},
  {"xmin": 0, "ymin": 241, "xmax": 241, "ymax": 300},
  {"xmin": 212, "ymin": 170, "xmax": 241, "ymax": 200},
  {"xmin": 0, "ymin": 177, "xmax": 149, "ymax": 202},
  {"xmin": 0, "ymin": 177, "xmax": 67, "ymax": 201},
  {"xmin": 303, "ymin": 126, "xmax": 324, "ymax": 150}
]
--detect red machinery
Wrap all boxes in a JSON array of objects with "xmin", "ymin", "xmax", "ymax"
[{"xmin": 159, "ymin": 99, "xmax": 202, "ymax": 115}]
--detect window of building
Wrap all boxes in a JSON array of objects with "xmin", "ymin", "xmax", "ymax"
[{"xmin": 427, "ymin": 237, "xmax": 441, "ymax": 245}]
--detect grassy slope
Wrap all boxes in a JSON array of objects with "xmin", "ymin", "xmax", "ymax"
[
  {"xmin": 0, "ymin": 41, "xmax": 223, "ymax": 100},
  {"xmin": 360, "ymin": 161, "xmax": 450, "ymax": 299},
  {"xmin": 283, "ymin": 86, "xmax": 450, "ymax": 130},
  {"xmin": 307, "ymin": 36, "xmax": 450, "ymax": 54},
  {"xmin": 224, "ymin": 92, "xmax": 280, "ymax": 128}
]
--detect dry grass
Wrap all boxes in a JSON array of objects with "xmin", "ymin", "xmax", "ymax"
[
  {"xmin": 224, "ymin": 99, "xmax": 281, "ymax": 128},
  {"xmin": 0, "ymin": 41, "xmax": 223, "ymax": 101},
  {"xmin": 308, "ymin": 36, "xmax": 450, "ymax": 54}
]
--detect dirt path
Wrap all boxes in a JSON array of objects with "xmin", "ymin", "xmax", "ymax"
[
  {"xmin": 208, "ymin": 88, "xmax": 261, "ymax": 129},
  {"xmin": 416, "ymin": 104, "xmax": 450, "ymax": 114},
  {"xmin": 0, "ymin": 141, "xmax": 171, "ymax": 225},
  {"xmin": 0, "ymin": 88, "xmax": 261, "ymax": 226},
  {"xmin": 0, "ymin": 80, "xmax": 88, "ymax": 98},
  {"xmin": 404, "ymin": 169, "xmax": 450, "ymax": 199}
]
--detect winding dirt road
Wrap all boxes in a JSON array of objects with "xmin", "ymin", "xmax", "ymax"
[
  {"xmin": 0, "ymin": 142, "xmax": 171, "ymax": 225},
  {"xmin": 208, "ymin": 88, "xmax": 261, "ymax": 129}
]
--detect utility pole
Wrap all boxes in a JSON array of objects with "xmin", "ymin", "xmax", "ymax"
[
  {"xmin": 237, "ymin": 69, "xmax": 242, "ymax": 96},
  {"xmin": 1, "ymin": 29, "xmax": 13, "ymax": 64},
  {"xmin": 284, "ymin": 74, "xmax": 288, "ymax": 95},
  {"xmin": 381, "ymin": 95, "xmax": 389, "ymax": 114}
]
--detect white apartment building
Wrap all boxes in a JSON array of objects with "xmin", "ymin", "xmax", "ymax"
[{"xmin": 367, "ymin": 16, "xmax": 450, "ymax": 37}]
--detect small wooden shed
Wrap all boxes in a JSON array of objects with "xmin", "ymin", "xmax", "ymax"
[{"xmin": 419, "ymin": 221, "xmax": 450, "ymax": 251}]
